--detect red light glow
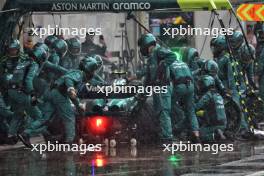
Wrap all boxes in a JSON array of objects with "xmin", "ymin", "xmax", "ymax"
[
  {"xmin": 86, "ymin": 116, "xmax": 112, "ymax": 135},
  {"xmin": 92, "ymin": 154, "xmax": 106, "ymax": 167},
  {"xmin": 96, "ymin": 118, "xmax": 103, "ymax": 127},
  {"xmin": 95, "ymin": 159, "xmax": 104, "ymax": 167}
]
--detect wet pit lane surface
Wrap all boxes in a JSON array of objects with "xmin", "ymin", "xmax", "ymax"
[{"xmin": 0, "ymin": 141, "xmax": 264, "ymax": 176}]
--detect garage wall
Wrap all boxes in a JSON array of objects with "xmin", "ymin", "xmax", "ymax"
[
  {"xmin": 32, "ymin": 13, "xmax": 137, "ymax": 53},
  {"xmin": 194, "ymin": 10, "xmax": 245, "ymax": 59}
]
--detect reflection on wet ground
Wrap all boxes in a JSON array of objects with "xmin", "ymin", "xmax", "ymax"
[{"xmin": 0, "ymin": 141, "xmax": 264, "ymax": 176}]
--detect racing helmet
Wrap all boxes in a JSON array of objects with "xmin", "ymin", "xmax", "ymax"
[
  {"xmin": 186, "ymin": 47, "xmax": 199, "ymax": 67},
  {"xmin": 138, "ymin": 33, "xmax": 157, "ymax": 56},
  {"xmin": 187, "ymin": 48, "xmax": 199, "ymax": 61},
  {"xmin": 199, "ymin": 75, "xmax": 215, "ymax": 92},
  {"xmin": 210, "ymin": 35, "xmax": 227, "ymax": 56},
  {"xmin": 44, "ymin": 35, "xmax": 58, "ymax": 48},
  {"xmin": 204, "ymin": 59, "xmax": 219, "ymax": 77},
  {"xmin": 67, "ymin": 37, "xmax": 81, "ymax": 56},
  {"xmin": 51, "ymin": 39, "xmax": 68, "ymax": 57},
  {"xmin": 79, "ymin": 56, "xmax": 99, "ymax": 74},
  {"xmin": 33, "ymin": 42, "xmax": 49, "ymax": 53},
  {"xmin": 230, "ymin": 31, "xmax": 244, "ymax": 50},
  {"xmin": 7, "ymin": 39, "xmax": 20, "ymax": 57},
  {"xmin": 31, "ymin": 47, "xmax": 48, "ymax": 63}
]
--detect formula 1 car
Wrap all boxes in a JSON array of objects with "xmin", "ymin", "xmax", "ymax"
[
  {"xmin": 76, "ymin": 72, "xmax": 159, "ymax": 147},
  {"xmin": 77, "ymin": 70, "xmax": 249, "ymax": 146}
]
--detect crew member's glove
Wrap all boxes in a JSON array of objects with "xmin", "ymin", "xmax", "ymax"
[
  {"xmin": 77, "ymin": 103, "xmax": 86, "ymax": 116},
  {"xmin": 68, "ymin": 87, "xmax": 77, "ymax": 99},
  {"xmin": 196, "ymin": 110, "xmax": 205, "ymax": 117},
  {"xmin": 78, "ymin": 103, "xmax": 86, "ymax": 112}
]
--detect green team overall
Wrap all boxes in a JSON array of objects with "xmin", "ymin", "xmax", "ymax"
[
  {"xmin": 31, "ymin": 43, "xmax": 68, "ymax": 144},
  {"xmin": 195, "ymin": 75, "xmax": 227, "ymax": 142},
  {"xmin": 185, "ymin": 47, "xmax": 200, "ymax": 71},
  {"xmin": 19, "ymin": 56, "xmax": 101, "ymax": 147},
  {"xmin": 44, "ymin": 35, "xmax": 58, "ymax": 49},
  {"xmin": 237, "ymin": 44, "xmax": 257, "ymax": 92},
  {"xmin": 17, "ymin": 45, "xmax": 67, "ymax": 146},
  {"xmin": 31, "ymin": 43, "xmax": 68, "ymax": 138},
  {"xmin": 15, "ymin": 44, "xmax": 49, "ymax": 146},
  {"xmin": 7, "ymin": 46, "xmax": 43, "ymax": 140},
  {"xmin": 60, "ymin": 38, "xmax": 81, "ymax": 70},
  {"xmin": 47, "ymin": 39, "xmax": 68, "ymax": 83},
  {"xmin": 237, "ymin": 44, "xmax": 257, "ymax": 133},
  {"xmin": 0, "ymin": 39, "xmax": 27, "ymax": 143},
  {"xmin": 229, "ymin": 31, "xmax": 248, "ymax": 93},
  {"xmin": 170, "ymin": 60, "xmax": 200, "ymax": 142},
  {"xmin": 203, "ymin": 59, "xmax": 229, "ymax": 98},
  {"xmin": 32, "ymin": 43, "xmax": 68, "ymax": 100},
  {"xmin": 0, "ymin": 39, "xmax": 28, "ymax": 97},
  {"xmin": 230, "ymin": 31, "xmax": 256, "ymax": 133},
  {"xmin": 210, "ymin": 35, "xmax": 238, "ymax": 102},
  {"xmin": 138, "ymin": 33, "xmax": 175, "ymax": 142}
]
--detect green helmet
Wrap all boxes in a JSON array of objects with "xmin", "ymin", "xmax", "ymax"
[
  {"xmin": 199, "ymin": 75, "xmax": 215, "ymax": 92},
  {"xmin": 239, "ymin": 44, "xmax": 255, "ymax": 64},
  {"xmin": 79, "ymin": 56, "xmax": 99, "ymax": 74},
  {"xmin": 187, "ymin": 48, "xmax": 199, "ymax": 60},
  {"xmin": 196, "ymin": 58, "xmax": 207, "ymax": 68},
  {"xmin": 204, "ymin": 59, "xmax": 219, "ymax": 76},
  {"xmin": 33, "ymin": 42, "xmax": 49, "ymax": 53},
  {"xmin": 138, "ymin": 33, "xmax": 156, "ymax": 56},
  {"xmin": 8, "ymin": 39, "xmax": 20, "ymax": 50},
  {"xmin": 31, "ymin": 47, "xmax": 48, "ymax": 63},
  {"xmin": 67, "ymin": 38, "xmax": 81, "ymax": 56},
  {"xmin": 44, "ymin": 35, "xmax": 58, "ymax": 48},
  {"xmin": 210, "ymin": 35, "xmax": 227, "ymax": 56},
  {"xmin": 7, "ymin": 39, "xmax": 20, "ymax": 57},
  {"xmin": 230, "ymin": 31, "xmax": 244, "ymax": 50},
  {"xmin": 188, "ymin": 48, "xmax": 199, "ymax": 58},
  {"xmin": 51, "ymin": 39, "xmax": 68, "ymax": 57}
]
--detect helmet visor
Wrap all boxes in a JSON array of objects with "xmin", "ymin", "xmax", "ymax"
[{"xmin": 69, "ymin": 48, "xmax": 80, "ymax": 55}]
